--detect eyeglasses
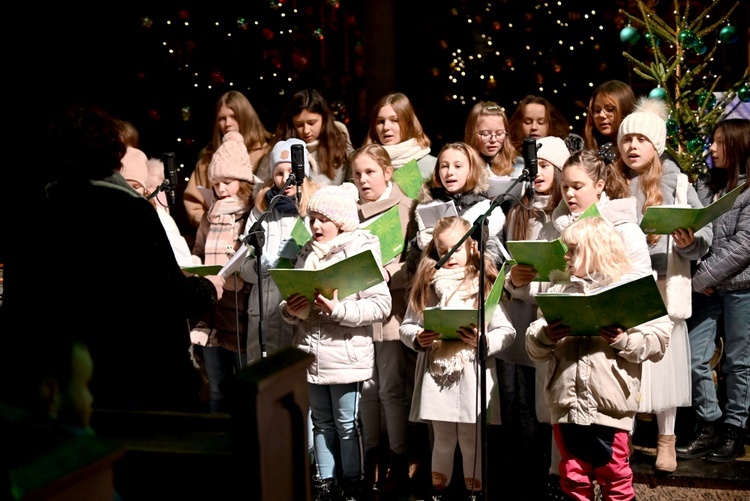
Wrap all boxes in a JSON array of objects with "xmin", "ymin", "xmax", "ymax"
[
  {"xmin": 476, "ymin": 131, "xmax": 508, "ymax": 142},
  {"xmin": 591, "ymin": 106, "xmax": 617, "ymax": 116}
]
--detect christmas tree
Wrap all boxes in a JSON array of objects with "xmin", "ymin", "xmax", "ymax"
[{"xmin": 619, "ymin": 0, "xmax": 749, "ymax": 181}]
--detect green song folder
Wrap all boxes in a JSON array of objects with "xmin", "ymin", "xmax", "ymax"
[
  {"xmin": 535, "ymin": 274, "xmax": 668, "ymax": 336},
  {"xmin": 640, "ymin": 182, "xmax": 745, "ymax": 234},
  {"xmin": 392, "ymin": 159, "xmax": 424, "ymax": 199},
  {"xmin": 360, "ymin": 205, "xmax": 404, "ymax": 264},
  {"xmin": 269, "ymin": 249, "xmax": 385, "ymax": 301},
  {"xmin": 423, "ymin": 269, "xmax": 506, "ymax": 340},
  {"xmin": 505, "ymin": 239, "xmax": 568, "ymax": 282}
]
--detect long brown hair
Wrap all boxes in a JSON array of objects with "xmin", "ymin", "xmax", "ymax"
[
  {"xmin": 583, "ymin": 80, "xmax": 636, "ymax": 150},
  {"xmin": 712, "ymin": 118, "xmax": 750, "ymax": 193},
  {"xmin": 407, "ymin": 216, "xmax": 499, "ymax": 315},
  {"xmin": 198, "ymin": 91, "xmax": 271, "ymax": 174},
  {"xmin": 508, "ymin": 95, "xmax": 571, "ymax": 151},
  {"xmin": 363, "ymin": 92, "xmax": 431, "ymax": 149},
  {"xmin": 272, "ymin": 88, "xmax": 351, "ymax": 180},
  {"xmin": 429, "ymin": 142, "xmax": 489, "ymax": 194}
]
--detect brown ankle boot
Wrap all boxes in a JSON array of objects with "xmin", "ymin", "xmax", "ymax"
[{"xmin": 655, "ymin": 434, "xmax": 677, "ymax": 473}]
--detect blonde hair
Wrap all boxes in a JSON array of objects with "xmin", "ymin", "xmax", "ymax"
[
  {"xmin": 560, "ymin": 217, "xmax": 631, "ymax": 285},
  {"xmin": 350, "ymin": 143, "xmax": 394, "ymax": 175},
  {"xmin": 463, "ymin": 101, "xmax": 518, "ymax": 176},
  {"xmin": 615, "ymin": 150, "xmax": 664, "ymax": 245},
  {"xmin": 254, "ymin": 175, "xmax": 318, "ymax": 217},
  {"xmin": 407, "ymin": 216, "xmax": 498, "ymax": 315},
  {"xmin": 429, "ymin": 142, "xmax": 489, "ymax": 194}
]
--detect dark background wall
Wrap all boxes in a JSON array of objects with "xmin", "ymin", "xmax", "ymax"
[{"xmin": 12, "ymin": 1, "xmax": 748, "ymax": 233}]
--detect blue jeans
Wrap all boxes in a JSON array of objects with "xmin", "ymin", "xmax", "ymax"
[
  {"xmin": 687, "ymin": 289, "xmax": 750, "ymax": 428},
  {"xmin": 308, "ymin": 382, "xmax": 365, "ymax": 482}
]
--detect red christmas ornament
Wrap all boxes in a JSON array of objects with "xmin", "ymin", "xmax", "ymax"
[
  {"xmin": 210, "ymin": 71, "xmax": 225, "ymax": 85},
  {"xmin": 178, "ymin": 10, "xmax": 189, "ymax": 21}
]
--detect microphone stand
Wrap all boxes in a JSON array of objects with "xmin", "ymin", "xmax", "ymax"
[
  {"xmin": 434, "ymin": 169, "xmax": 532, "ymax": 499},
  {"xmin": 242, "ymin": 174, "xmax": 298, "ymax": 361}
]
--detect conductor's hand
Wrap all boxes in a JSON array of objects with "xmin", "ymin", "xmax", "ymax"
[
  {"xmin": 285, "ymin": 293, "xmax": 310, "ymax": 318},
  {"xmin": 314, "ymin": 289, "xmax": 339, "ymax": 315},
  {"xmin": 205, "ymin": 275, "xmax": 225, "ymax": 301},
  {"xmin": 457, "ymin": 324, "xmax": 478, "ymax": 348},
  {"xmin": 510, "ymin": 264, "xmax": 537, "ymax": 288},
  {"xmin": 544, "ymin": 320, "xmax": 570, "ymax": 342},
  {"xmin": 416, "ymin": 329, "xmax": 440, "ymax": 348},
  {"xmin": 600, "ymin": 326, "xmax": 625, "ymax": 344}
]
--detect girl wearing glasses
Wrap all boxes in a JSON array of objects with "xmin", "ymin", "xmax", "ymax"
[
  {"xmin": 464, "ymin": 101, "xmax": 524, "ymax": 179},
  {"xmin": 583, "ymin": 80, "xmax": 636, "ymax": 153}
]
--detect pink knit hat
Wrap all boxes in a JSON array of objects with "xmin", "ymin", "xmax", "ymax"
[
  {"xmin": 307, "ymin": 182, "xmax": 360, "ymax": 231},
  {"xmin": 208, "ymin": 131, "xmax": 255, "ymax": 184}
]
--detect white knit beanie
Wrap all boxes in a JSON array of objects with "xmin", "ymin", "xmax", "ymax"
[
  {"xmin": 208, "ymin": 131, "xmax": 256, "ymax": 184},
  {"xmin": 617, "ymin": 97, "xmax": 668, "ymax": 155},
  {"xmin": 307, "ymin": 182, "xmax": 360, "ymax": 231},
  {"xmin": 270, "ymin": 138, "xmax": 310, "ymax": 178},
  {"xmin": 535, "ymin": 136, "xmax": 571, "ymax": 171}
]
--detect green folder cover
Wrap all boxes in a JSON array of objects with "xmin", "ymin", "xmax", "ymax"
[
  {"xmin": 181, "ymin": 264, "xmax": 223, "ymax": 276},
  {"xmin": 640, "ymin": 182, "xmax": 745, "ymax": 235},
  {"xmin": 423, "ymin": 273, "xmax": 506, "ymax": 339},
  {"xmin": 535, "ymin": 274, "xmax": 668, "ymax": 336},
  {"xmin": 392, "ymin": 159, "xmax": 424, "ymax": 199},
  {"xmin": 505, "ymin": 239, "xmax": 568, "ymax": 282},
  {"xmin": 275, "ymin": 216, "xmax": 312, "ymax": 269},
  {"xmin": 269, "ymin": 249, "xmax": 385, "ymax": 301},
  {"xmin": 360, "ymin": 205, "xmax": 404, "ymax": 264}
]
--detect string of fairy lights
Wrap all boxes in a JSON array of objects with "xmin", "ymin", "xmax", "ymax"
[{"xmin": 132, "ymin": 1, "xmax": 746, "ymax": 177}]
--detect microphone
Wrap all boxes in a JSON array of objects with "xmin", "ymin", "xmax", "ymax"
[
  {"xmin": 162, "ymin": 152, "xmax": 177, "ymax": 206},
  {"xmin": 521, "ymin": 137, "xmax": 538, "ymax": 191},
  {"xmin": 291, "ymin": 144, "xmax": 305, "ymax": 202}
]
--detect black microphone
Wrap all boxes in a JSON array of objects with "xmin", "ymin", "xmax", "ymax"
[
  {"xmin": 291, "ymin": 144, "xmax": 305, "ymax": 202},
  {"xmin": 521, "ymin": 137, "xmax": 538, "ymax": 190},
  {"xmin": 162, "ymin": 152, "xmax": 177, "ymax": 206}
]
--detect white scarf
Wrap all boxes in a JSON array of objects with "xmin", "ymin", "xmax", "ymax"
[
  {"xmin": 663, "ymin": 173, "xmax": 692, "ymax": 319},
  {"xmin": 427, "ymin": 267, "xmax": 478, "ymax": 384},
  {"xmin": 383, "ymin": 138, "xmax": 431, "ymax": 169}
]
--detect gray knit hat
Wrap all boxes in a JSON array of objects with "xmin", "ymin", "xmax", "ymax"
[{"xmin": 617, "ymin": 97, "xmax": 668, "ymax": 155}]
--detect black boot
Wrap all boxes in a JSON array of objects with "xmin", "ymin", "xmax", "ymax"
[
  {"xmin": 339, "ymin": 479, "xmax": 372, "ymax": 501},
  {"xmin": 675, "ymin": 420, "xmax": 720, "ymax": 459},
  {"xmin": 706, "ymin": 423, "xmax": 746, "ymax": 463},
  {"xmin": 312, "ymin": 477, "xmax": 335, "ymax": 501}
]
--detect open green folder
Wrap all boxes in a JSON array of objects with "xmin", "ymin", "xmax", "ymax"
[
  {"xmin": 505, "ymin": 239, "xmax": 567, "ymax": 282},
  {"xmin": 360, "ymin": 205, "xmax": 405, "ymax": 264},
  {"xmin": 392, "ymin": 159, "xmax": 424, "ymax": 199},
  {"xmin": 504, "ymin": 204, "xmax": 600, "ymax": 281},
  {"xmin": 181, "ymin": 264, "xmax": 223, "ymax": 276},
  {"xmin": 269, "ymin": 249, "xmax": 385, "ymax": 302},
  {"xmin": 423, "ymin": 269, "xmax": 506, "ymax": 340},
  {"xmin": 274, "ymin": 217, "xmax": 312, "ymax": 269},
  {"xmin": 640, "ymin": 182, "xmax": 745, "ymax": 235},
  {"xmin": 535, "ymin": 274, "xmax": 668, "ymax": 336}
]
